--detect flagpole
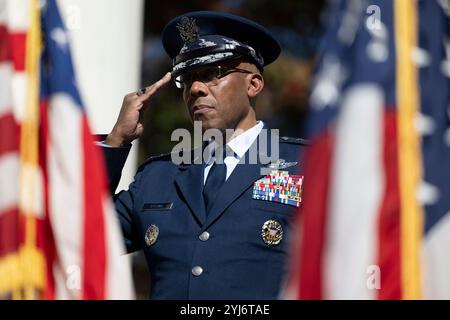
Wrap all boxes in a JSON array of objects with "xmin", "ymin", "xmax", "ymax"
[
  {"xmin": 18, "ymin": 0, "xmax": 46, "ymax": 300},
  {"xmin": 394, "ymin": 0, "xmax": 423, "ymax": 300}
]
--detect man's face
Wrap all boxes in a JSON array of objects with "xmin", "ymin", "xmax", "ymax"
[{"xmin": 181, "ymin": 60, "xmax": 260, "ymax": 132}]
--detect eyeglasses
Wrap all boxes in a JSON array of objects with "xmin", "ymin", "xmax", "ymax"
[{"xmin": 174, "ymin": 65, "xmax": 253, "ymax": 90}]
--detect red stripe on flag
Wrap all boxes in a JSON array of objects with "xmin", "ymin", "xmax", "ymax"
[
  {"xmin": 0, "ymin": 113, "xmax": 20, "ymax": 155},
  {"xmin": 0, "ymin": 24, "xmax": 26, "ymax": 70},
  {"xmin": 299, "ymin": 130, "xmax": 334, "ymax": 299},
  {"xmin": 0, "ymin": 25, "xmax": 12, "ymax": 63},
  {"xmin": 10, "ymin": 32, "xmax": 26, "ymax": 71},
  {"xmin": 376, "ymin": 109, "xmax": 402, "ymax": 299},
  {"xmin": 82, "ymin": 117, "xmax": 106, "ymax": 299},
  {"xmin": 0, "ymin": 207, "xmax": 20, "ymax": 256}
]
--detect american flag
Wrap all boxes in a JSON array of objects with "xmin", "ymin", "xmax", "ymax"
[
  {"xmin": 0, "ymin": 0, "xmax": 133, "ymax": 299},
  {"xmin": 285, "ymin": 0, "xmax": 450, "ymax": 299}
]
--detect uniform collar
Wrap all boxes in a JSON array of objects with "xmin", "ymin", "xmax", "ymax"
[
  {"xmin": 227, "ymin": 120, "xmax": 264, "ymax": 159},
  {"xmin": 204, "ymin": 121, "xmax": 264, "ymax": 164}
]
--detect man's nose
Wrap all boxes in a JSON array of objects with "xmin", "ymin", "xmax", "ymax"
[{"xmin": 189, "ymin": 80, "xmax": 209, "ymax": 98}]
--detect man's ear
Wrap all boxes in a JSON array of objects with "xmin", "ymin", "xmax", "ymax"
[{"xmin": 247, "ymin": 73, "xmax": 264, "ymax": 98}]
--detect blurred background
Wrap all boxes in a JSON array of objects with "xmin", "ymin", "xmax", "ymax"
[{"xmin": 2, "ymin": 0, "xmax": 449, "ymax": 300}]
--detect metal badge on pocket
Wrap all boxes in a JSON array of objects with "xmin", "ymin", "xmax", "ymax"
[
  {"xmin": 145, "ymin": 224, "xmax": 159, "ymax": 246},
  {"xmin": 261, "ymin": 220, "xmax": 283, "ymax": 246}
]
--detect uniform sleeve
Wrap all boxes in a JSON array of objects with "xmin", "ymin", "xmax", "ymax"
[
  {"xmin": 99, "ymin": 143, "xmax": 141, "ymax": 253},
  {"xmin": 100, "ymin": 145, "xmax": 131, "ymax": 194},
  {"xmin": 113, "ymin": 168, "xmax": 145, "ymax": 254}
]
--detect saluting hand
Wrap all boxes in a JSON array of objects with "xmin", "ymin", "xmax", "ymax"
[{"xmin": 105, "ymin": 72, "xmax": 172, "ymax": 147}]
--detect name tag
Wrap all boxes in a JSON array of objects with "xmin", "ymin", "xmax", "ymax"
[{"xmin": 142, "ymin": 202, "xmax": 173, "ymax": 211}]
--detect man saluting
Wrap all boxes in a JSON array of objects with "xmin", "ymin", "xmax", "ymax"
[{"xmin": 102, "ymin": 11, "xmax": 308, "ymax": 299}]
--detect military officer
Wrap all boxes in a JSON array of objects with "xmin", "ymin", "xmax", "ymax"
[{"xmin": 102, "ymin": 11, "xmax": 309, "ymax": 299}]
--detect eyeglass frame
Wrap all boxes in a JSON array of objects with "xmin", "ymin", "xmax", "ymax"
[{"xmin": 173, "ymin": 64, "xmax": 253, "ymax": 90}]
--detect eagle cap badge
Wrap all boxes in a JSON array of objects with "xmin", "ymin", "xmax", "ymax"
[{"xmin": 176, "ymin": 17, "xmax": 199, "ymax": 43}]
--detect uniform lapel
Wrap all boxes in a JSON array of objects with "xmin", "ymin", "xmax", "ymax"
[
  {"xmin": 202, "ymin": 161, "xmax": 263, "ymax": 230},
  {"xmin": 175, "ymin": 161, "xmax": 207, "ymax": 226}
]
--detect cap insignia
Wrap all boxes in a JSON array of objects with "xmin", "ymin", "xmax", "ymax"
[{"xmin": 176, "ymin": 17, "xmax": 199, "ymax": 43}]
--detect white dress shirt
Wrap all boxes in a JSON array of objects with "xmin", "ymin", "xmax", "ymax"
[{"xmin": 203, "ymin": 121, "xmax": 264, "ymax": 184}]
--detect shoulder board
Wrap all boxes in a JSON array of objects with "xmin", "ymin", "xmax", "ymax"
[
  {"xmin": 279, "ymin": 136, "xmax": 311, "ymax": 146},
  {"xmin": 138, "ymin": 152, "xmax": 172, "ymax": 168}
]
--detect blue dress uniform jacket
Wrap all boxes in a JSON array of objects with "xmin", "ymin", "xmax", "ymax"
[{"xmin": 103, "ymin": 131, "xmax": 308, "ymax": 300}]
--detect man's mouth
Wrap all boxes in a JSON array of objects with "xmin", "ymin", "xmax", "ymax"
[{"xmin": 192, "ymin": 104, "xmax": 215, "ymax": 116}]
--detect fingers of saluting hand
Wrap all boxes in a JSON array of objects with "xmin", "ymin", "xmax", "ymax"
[
  {"xmin": 123, "ymin": 72, "xmax": 172, "ymax": 107},
  {"xmin": 141, "ymin": 72, "xmax": 172, "ymax": 98}
]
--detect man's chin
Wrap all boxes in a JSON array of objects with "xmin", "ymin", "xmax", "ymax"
[{"xmin": 195, "ymin": 119, "xmax": 225, "ymax": 133}]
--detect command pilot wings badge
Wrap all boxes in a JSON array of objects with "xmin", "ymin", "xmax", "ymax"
[
  {"xmin": 260, "ymin": 159, "xmax": 298, "ymax": 176},
  {"xmin": 176, "ymin": 17, "xmax": 199, "ymax": 43},
  {"xmin": 267, "ymin": 159, "xmax": 297, "ymax": 170}
]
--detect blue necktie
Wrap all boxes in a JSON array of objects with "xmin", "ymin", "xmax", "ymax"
[{"xmin": 203, "ymin": 151, "xmax": 227, "ymax": 213}]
